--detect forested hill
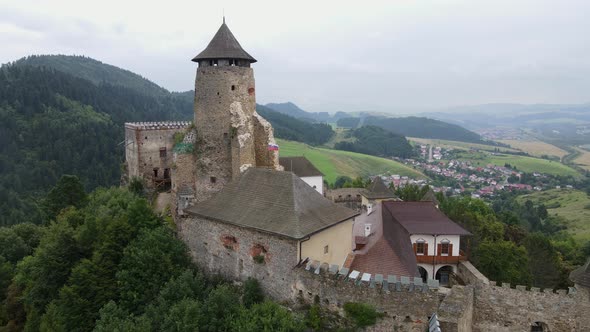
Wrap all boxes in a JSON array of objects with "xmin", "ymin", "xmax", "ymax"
[
  {"xmin": 363, "ymin": 116, "xmax": 487, "ymax": 144},
  {"xmin": 0, "ymin": 63, "xmax": 192, "ymax": 226},
  {"xmin": 256, "ymin": 105, "xmax": 334, "ymax": 145},
  {"xmin": 14, "ymin": 55, "xmax": 171, "ymax": 97}
]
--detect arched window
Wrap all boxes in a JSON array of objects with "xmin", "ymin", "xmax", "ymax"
[{"xmin": 414, "ymin": 238, "xmax": 427, "ymax": 255}]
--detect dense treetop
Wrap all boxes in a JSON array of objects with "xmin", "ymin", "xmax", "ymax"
[{"xmin": 334, "ymin": 125, "xmax": 415, "ymax": 158}]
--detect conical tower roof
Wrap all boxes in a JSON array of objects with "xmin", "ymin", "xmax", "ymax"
[{"xmin": 192, "ymin": 19, "xmax": 257, "ymax": 63}]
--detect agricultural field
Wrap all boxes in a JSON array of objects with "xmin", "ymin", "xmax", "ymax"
[
  {"xmin": 277, "ymin": 139, "xmax": 426, "ymax": 184},
  {"xmin": 497, "ymin": 139, "xmax": 568, "ymax": 159},
  {"xmin": 517, "ymin": 189, "xmax": 590, "ymax": 244},
  {"xmin": 454, "ymin": 151, "xmax": 580, "ymax": 177},
  {"xmin": 407, "ymin": 137, "xmax": 519, "ymax": 153},
  {"xmin": 572, "ymin": 147, "xmax": 590, "ymax": 171}
]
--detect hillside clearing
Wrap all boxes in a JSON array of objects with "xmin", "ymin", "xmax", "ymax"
[
  {"xmin": 572, "ymin": 147, "xmax": 590, "ymax": 171},
  {"xmin": 517, "ymin": 189, "xmax": 590, "ymax": 244},
  {"xmin": 498, "ymin": 139, "xmax": 568, "ymax": 159},
  {"xmin": 407, "ymin": 137, "xmax": 519, "ymax": 153},
  {"xmin": 277, "ymin": 139, "xmax": 426, "ymax": 184}
]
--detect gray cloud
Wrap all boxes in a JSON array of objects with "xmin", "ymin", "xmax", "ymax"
[{"xmin": 1, "ymin": 0, "xmax": 589, "ymax": 113}]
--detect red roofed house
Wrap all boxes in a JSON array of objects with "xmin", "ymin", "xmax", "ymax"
[{"xmin": 384, "ymin": 201, "xmax": 471, "ymax": 285}]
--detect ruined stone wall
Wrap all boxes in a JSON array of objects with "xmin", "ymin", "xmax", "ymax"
[
  {"xmin": 252, "ymin": 112, "xmax": 280, "ymax": 170},
  {"xmin": 124, "ymin": 122, "xmax": 190, "ymax": 189},
  {"xmin": 194, "ymin": 66, "xmax": 256, "ymax": 203},
  {"xmin": 178, "ymin": 215, "xmax": 299, "ymax": 300},
  {"xmin": 472, "ymin": 282, "xmax": 590, "ymax": 331}
]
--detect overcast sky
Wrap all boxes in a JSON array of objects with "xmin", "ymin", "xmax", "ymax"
[{"xmin": 1, "ymin": 0, "xmax": 589, "ymax": 113}]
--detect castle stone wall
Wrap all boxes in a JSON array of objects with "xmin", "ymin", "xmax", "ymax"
[
  {"xmin": 457, "ymin": 261, "xmax": 489, "ymax": 286},
  {"xmin": 472, "ymin": 282, "xmax": 590, "ymax": 331},
  {"xmin": 178, "ymin": 215, "xmax": 299, "ymax": 300},
  {"xmin": 438, "ymin": 285, "xmax": 474, "ymax": 332}
]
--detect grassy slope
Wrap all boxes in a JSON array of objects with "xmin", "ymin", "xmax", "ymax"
[
  {"xmin": 518, "ymin": 189, "xmax": 590, "ymax": 243},
  {"xmin": 277, "ymin": 139, "xmax": 426, "ymax": 184},
  {"xmin": 454, "ymin": 151, "xmax": 580, "ymax": 177}
]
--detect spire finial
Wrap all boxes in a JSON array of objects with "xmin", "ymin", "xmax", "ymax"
[{"xmin": 223, "ymin": 9, "xmax": 225, "ymax": 24}]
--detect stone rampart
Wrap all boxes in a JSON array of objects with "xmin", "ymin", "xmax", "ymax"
[
  {"xmin": 472, "ymin": 282, "xmax": 589, "ymax": 331},
  {"xmin": 457, "ymin": 261, "xmax": 489, "ymax": 285}
]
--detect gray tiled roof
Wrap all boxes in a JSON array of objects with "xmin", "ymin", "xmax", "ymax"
[
  {"xmin": 279, "ymin": 157, "xmax": 323, "ymax": 177},
  {"xmin": 186, "ymin": 168, "xmax": 358, "ymax": 239},
  {"xmin": 570, "ymin": 258, "xmax": 590, "ymax": 288},
  {"xmin": 362, "ymin": 177, "xmax": 397, "ymax": 200},
  {"xmin": 192, "ymin": 22, "xmax": 257, "ymax": 63}
]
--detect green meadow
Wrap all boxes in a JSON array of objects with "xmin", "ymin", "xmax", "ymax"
[{"xmin": 277, "ymin": 139, "xmax": 426, "ymax": 184}]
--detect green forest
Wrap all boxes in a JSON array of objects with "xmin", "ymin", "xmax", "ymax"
[
  {"xmin": 363, "ymin": 116, "xmax": 487, "ymax": 144},
  {"xmin": 0, "ymin": 62, "xmax": 192, "ymax": 227},
  {"xmin": 256, "ymin": 105, "xmax": 335, "ymax": 146}
]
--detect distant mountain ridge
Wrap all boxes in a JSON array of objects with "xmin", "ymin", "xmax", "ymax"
[{"xmin": 264, "ymin": 101, "xmax": 486, "ymax": 144}]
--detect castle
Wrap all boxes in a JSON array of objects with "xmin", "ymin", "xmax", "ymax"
[{"xmin": 124, "ymin": 20, "xmax": 590, "ymax": 331}]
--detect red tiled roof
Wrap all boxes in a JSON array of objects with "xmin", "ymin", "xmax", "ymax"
[
  {"xmin": 383, "ymin": 201, "xmax": 471, "ymax": 236},
  {"xmin": 350, "ymin": 237, "xmax": 419, "ymax": 277}
]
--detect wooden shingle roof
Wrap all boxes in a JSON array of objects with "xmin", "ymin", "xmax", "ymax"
[
  {"xmin": 186, "ymin": 168, "xmax": 358, "ymax": 239},
  {"xmin": 192, "ymin": 21, "xmax": 257, "ymax": 63}
]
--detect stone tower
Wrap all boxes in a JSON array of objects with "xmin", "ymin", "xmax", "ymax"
[{"xmin": 191, "ymin": 18, "xmax": 280, "ymax": 203}]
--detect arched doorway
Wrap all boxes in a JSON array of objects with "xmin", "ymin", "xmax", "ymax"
[
  {"xmin": 435, "ymin": 265, "xmax": 454, "ymax": 286},
  {"xmin": 418, "ymin": 266, "xmax": 428, "ymax": 283}
]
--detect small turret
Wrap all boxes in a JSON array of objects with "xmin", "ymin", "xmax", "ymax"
[{"xmin": 192, "ymin": 18, "xmax": 256, "ymax": 67}]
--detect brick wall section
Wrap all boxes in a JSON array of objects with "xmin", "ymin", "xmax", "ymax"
[
  {"xmin": 472, "ymin": 283, "xmax": 590, "ymax": 331},
  {"xmin": 178, "ymin": 215, "xmax": 299, "ymax": 300}
]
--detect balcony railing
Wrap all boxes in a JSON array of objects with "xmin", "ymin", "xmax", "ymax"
[{"xmin": 415, "ymin": 250, "xmax": 467, "ymax": 264}]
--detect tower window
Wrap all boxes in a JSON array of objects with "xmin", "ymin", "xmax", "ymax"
[
  {"xmin": 210, "ymin": 176, "xmax": 216, "ymax": 183},
  {"xmin": 231, "ymin": 85, "xmax": 236, "ymax": 91},
  {"xmin": 159, "ymin": 147, "xmax": 167, "ymax": 158},
  {"xmin": 153, "ymin": 168, "xmax": 159, "ymax": 178},
  {"xmin": 324, "ymin": 245, "xmax": 329, "ymax": 254}
]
